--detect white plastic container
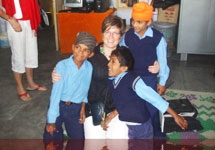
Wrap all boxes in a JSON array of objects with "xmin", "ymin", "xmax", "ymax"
[
  {"xmin": 152, "ymin": 21, "xmax": 177, "ymax": 57},
  {"xmin": 152, "ymin": 8, "xmax": 158, "ymax": 22},
  {"xmin": 0, "ymin": 33, "xmax": 10, "ymax": 48}
]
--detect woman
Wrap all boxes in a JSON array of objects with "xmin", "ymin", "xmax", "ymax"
[
  {"xmin": 84, "ymin": 15, "xmax": 128, "ymax": 139},
  {"xmin": 1, "ymin": 0, "xmax": 47, "ymax": 101}
]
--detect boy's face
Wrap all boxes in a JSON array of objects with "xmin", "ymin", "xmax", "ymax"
[
  {"xmin": 72, "ymin": 43, "xmax": 93, "ymax": 63},
  {"xmin": 108, "ymin": 55, "xmax": 127, "ymax": 77},
  {"xmin": 131, "ymin": 18, "xmax": 151, "ymax": 37}
]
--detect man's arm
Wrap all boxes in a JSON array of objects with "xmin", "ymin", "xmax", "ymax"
[
  {"xmin": 47, "ymin": 64, "xmax": 64, "ymax": 124},
  {"xmin": 156, "ymin": 37, "xmax": 170, "ymax": 95},
  {"xmin": 101, "ymin": 109, "xmax": 118, "ymax": 131},
  {"xmin": 0, "ymin": 8, "xmax": 22, "ymax": 32},
  {"xmin": 166, "ymin": 107, "xmax": 188, "ymax": 130},
  {"xmin": 135, "ymin": 78, "xmax": 187, "ymax": 130},
  {"xmin": 119, "ymin": 34, "xmax": 127, "ymax": 47},
  {"xmin": 79, "ymin": 102, "xmax": 86, "ymax": 124}
]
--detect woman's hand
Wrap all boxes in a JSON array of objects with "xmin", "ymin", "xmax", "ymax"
[
  {"xmin": 8, "ymin": 17, "xmax": 22, "ymax": 32},
  {"xmin": 52, "ymin": 68, "xmax": 61, "ymax": 83},
  {"xmin": 148, "ymin": 61, "xmax": 160, "ymax": 74}
]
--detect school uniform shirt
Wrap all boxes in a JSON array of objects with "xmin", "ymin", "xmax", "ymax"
[
  {"xmin": 120, "ymin": 27, "xmax": 170, "ymax": 86},
  {"xmin": 112, "ymin": 72, "xmax": 169, "ymax": 114},
  {"xmin": 47, "ymin": 55, "xmax": 93, "ymax": 123}
]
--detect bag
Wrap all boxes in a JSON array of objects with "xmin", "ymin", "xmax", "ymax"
[
  {"xmin": 90, "ymin": 102, "xmax": 105, "ymax": 126},
  {"xmin": 40, "ymin": 7, "xmax": 49, "ymax": 28},
  {"xmin": 160, "ymin": 98, "xmax": 203, "ymax": 133}
]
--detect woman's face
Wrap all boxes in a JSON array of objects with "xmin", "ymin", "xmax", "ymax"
[{"xmin": 102, "ymin": 25, "xmax": 121, "ymax": 49}]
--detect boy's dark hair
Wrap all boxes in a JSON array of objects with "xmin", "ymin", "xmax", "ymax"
[
  {"xmin": 102, "ymin": 15, "xmax": 125, "ymax": 35},
  {"xmin": 111, "ymin": 47, "xmax": 134, "ymax": 71}
]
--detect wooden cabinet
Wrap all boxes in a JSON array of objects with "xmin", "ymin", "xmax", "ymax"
[
  {"xmin": 57, "ymin": 9, "xmax": 115, "ymax": 54},
  {"xmin": 177, "ymin": 0, "xmax": 215, "ymax": 60}
]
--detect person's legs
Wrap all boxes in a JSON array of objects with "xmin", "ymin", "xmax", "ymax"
[
  {"xmin": 83, "ymin": 116, "xmax": 106, "ymax": 150},
  {"xmin": 127, "ymin": 119, "xmax": 153, "ymax": 139},
  {"xmin": 141, "ymin": 76, "xmax": 166, "ymax": 138},
  {"xmin": 63, "ymin": 103, "xmax": 84, "ymax": 139},
  {"xmin": 25, "ymin": 67, "xmax": 46, "ymax": 90},
  {"xmin": 26, "ymin": 68, "xmax": 35, "ymax": 87},
  {"xmin": 13, "ymin": 71, "xmax": 31, "ymax": 101},
  {"xmin": 7, "ymin": 20, "xmax": 31, "ymax": 100},
  {"xmin": 106, "ymin": 115, "xmax": 129, "ymax": 139},
  {"xmin": 24, "ymin": 20, "xmax": 46, "ymax": 91},
  {"xmin": 66, "ymin": 139, "xmax": 84, "ymax": 150},
  {"xmin": 84, "ymin": 116, "xmax": 106, "ymax": 139}
]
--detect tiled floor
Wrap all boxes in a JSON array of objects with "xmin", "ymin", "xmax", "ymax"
[{"xmin": 0, "ymin": 27, "xmax": 214, "ymax": 139}]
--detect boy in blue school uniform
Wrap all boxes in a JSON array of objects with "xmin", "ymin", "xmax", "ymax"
[
  {"xmin": 120, "ymin": 2, "xmax": 170, "ymax": 138},
  {"xmin": 102, "ymin": 47, "xmax": 187, "ymax": 139},
  {"xmin": 43, "ymin": 32, "xmax": 96, "ymax": 139}
]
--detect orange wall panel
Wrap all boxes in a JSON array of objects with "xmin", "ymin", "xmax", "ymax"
[{"xmin": 57, "ymin": 9, "xmax": 115, "ymax": 54}]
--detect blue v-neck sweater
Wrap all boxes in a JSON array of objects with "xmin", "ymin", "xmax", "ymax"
[
  {"xmin": 125, "ymin": 28, "xmax": 162, "ymax": 77},
  {"xmin": 109, "ymin": 72, "xmax": 150, "ymax": 123}
]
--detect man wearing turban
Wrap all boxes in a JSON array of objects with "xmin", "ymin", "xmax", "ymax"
[{"xmin": 120, "ymin": 2, "xmax": 170, "ymax": 138}]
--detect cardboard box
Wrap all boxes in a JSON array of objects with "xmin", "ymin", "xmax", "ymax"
[{"xmin": 158, "ymin": 4, "xmax": 179, "ymax": 24}]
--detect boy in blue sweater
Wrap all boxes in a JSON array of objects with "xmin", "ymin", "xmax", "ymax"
[
  {"xmin": 120, "ymin": 2, "xmax": 170, "ymax": 138},
  {"xmin": 102, "ymin": 47, "xmax": 187, "ymax": 139},
  {"xmin": 43, "ymin": 32, "xmax": 96, "ymax": 139}
]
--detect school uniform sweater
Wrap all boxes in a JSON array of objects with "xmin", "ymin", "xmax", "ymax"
[
  {"xmin": 124, "ymin": 28, "xmax": 163, "ymax": 77},
  {"xmin": 109, "ymin": 72, "xmax": 169, "ymax": 124},
  {"xmin": 109, "ymin": 72, "xmax": 150, "ymax": 123}
]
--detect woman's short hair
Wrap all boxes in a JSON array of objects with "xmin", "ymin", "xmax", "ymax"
[{"xmin": 102, "ymin": 15, "xmax": 125, "ymax": 35}]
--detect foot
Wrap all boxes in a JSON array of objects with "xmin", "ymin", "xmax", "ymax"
[
  {"xmin": 18, "ymin": 92, "xmax": 31, "ymax": 101},
  {"xmin": 26, "ymin": 85, "xmax": 47, "ymax": 91}
]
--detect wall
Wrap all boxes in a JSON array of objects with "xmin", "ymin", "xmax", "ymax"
[{"xmin": 39, "ymin": 0, "xmax": 52, "ymax": 12}]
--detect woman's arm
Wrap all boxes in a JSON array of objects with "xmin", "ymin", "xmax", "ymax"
[{"xmin": 0, "ymin": 8, "xmax": 22, "ymax": 32}]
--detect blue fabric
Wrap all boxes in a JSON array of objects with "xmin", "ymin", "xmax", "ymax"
[
  {"xmin": 47, "ymin": 55, "xmax": 93, "ymax": 123},
  {"xmin": 43, "ymin": 102, "xmax": 84, "ymax": 139},
  {"xmin": 113, "ymin": 72, "xmax": 169, "ymax": 113},
  {"xmin": 113, "ymin": 72, "xmax": 169, "ymax": 138},
  {"xmin": 127, "ymin": 119, "xmax": 153, "ymax": 139},
  {"xmin": 141, "ymin": 76, "xmax": 166, "ymax": 138},
  {"xmin": 109, "ymin": 72, "xmax": 150, "ymax": 123},
  {"xmin": 120, "ymin": 27, "xmax": 170, "ymax": 86},
  {"xmin": 123, "ymin": 28, "xmax": 159, "ymax": 77}
]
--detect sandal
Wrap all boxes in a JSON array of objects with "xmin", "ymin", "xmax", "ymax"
[
  {"xmin": 18, "ymin": 92, "xmax": 31, "ymax": 101},
  {"xmin": 26, "ymin": 85, "xmax": 47, "ymax": 91}
]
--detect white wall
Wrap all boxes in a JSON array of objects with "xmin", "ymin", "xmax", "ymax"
[{"xmin": 114, "ymin": 8, "xmax": 132, "ymax": 26}]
